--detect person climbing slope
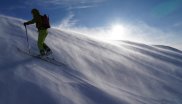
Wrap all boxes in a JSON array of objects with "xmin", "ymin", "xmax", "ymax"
[{"xmin": 24, "ymin": 8, "xmax": 51, "ymax": 56}]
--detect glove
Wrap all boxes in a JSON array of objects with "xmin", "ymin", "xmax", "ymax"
[{"xmin": 23, "ymin": 22, "xmax": 27, "ymax": 26}]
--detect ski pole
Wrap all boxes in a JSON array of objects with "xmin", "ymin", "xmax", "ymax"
[{"xmin": 25, "ymin": 26, "xmax": 30, "ymax": 54}]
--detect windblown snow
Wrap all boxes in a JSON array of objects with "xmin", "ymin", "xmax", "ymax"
[{"xmin": 0, "ymin": 15, "xmax": 182, "ymax": 104}]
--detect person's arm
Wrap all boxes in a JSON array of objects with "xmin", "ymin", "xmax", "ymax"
[{"xmin": 24, "ymin": 18, "xmax": 36, "ymax": 26}]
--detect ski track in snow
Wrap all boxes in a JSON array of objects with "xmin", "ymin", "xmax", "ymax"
[{"xmin": 0, "ymin": 15, "xmax": 182, "ymax": 104}]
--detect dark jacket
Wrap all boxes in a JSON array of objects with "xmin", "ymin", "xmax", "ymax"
[{"xmin": 25, "ymin": 13, "xmax": 46, "ymax": 30}]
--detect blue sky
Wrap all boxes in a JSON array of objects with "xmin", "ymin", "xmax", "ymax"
[{"xmin": 0, "ymin": 0, "xmax": 182, "ymax": 49}]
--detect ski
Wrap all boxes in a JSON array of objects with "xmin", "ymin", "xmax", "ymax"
[{"xmin": 17, "ymin": 48, "xmax": 66, "ymax": 66}]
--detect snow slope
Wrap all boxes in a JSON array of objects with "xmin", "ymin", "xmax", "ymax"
[{"xmin": 0, "ymin": 15, "xmax": 182, "ymax": 104}]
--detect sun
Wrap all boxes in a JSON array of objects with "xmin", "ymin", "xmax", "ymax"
[
  {"xmin": 111, "ymin": 24, "xmax": 125, "ymax": 34},
  {"xmin": 109, "ymin": 24, "xmax": 129, "ymax": 40}
]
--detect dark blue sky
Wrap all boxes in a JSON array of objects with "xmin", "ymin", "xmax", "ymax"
[
  {"xmin": 0, "ymin": 0, "xmax": 181, "ymax": 29},
  {"xmin": 0, "ymin": 0, "xmax": 182, "ymax": 49}
]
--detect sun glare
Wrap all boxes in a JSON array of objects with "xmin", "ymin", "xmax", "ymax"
[
  {"xmin": 111, "ymin": 25, "xmax": 125, "ymax": 34},
  {"xmin": 109, "ymin": 24, "xmax": 129, "ymax": 40}
]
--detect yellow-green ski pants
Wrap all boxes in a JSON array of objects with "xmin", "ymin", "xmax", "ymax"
[{"xmin": 38, "ymin": 29, "xmax": 48, "ymax": 51}]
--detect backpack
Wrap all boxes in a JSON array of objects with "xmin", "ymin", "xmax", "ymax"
[{"xmin": 41, "ymin": 14, "xmax": 50, "ymax": 29}]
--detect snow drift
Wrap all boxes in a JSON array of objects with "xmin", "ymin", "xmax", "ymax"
[{"xmin": 0, "ymin": 15, "xmax": 182, "ymax": 104}]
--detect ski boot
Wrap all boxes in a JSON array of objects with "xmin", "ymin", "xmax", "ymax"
[
  {"xmin": 39, "ymin": 50, "xmax": 46, "ymax": 57},
  {"xmin": 45, "ymin": 48, "xmax": 52, "ymax": 56}
]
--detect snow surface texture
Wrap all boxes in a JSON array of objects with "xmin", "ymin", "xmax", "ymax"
[{"xmin": 0, "ymin": 15, "xmax": 182, "ymax": 104}]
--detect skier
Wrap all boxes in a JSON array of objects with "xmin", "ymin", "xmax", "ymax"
[{"xmin": 24, "ymin": 8, "xmax": 51, "ymax": 56}]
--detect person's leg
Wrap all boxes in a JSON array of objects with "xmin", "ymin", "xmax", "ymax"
[
  {"xmin": 43, "ymin": 43, "xmax": 51, "ymax": 51},
  {"xmin": 43, "ymin": 43, "xmax": 52, "ymax": 55},
  {"xmin": 38, "ymin": 29, "xmax": 48, "ymax": 55}
]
